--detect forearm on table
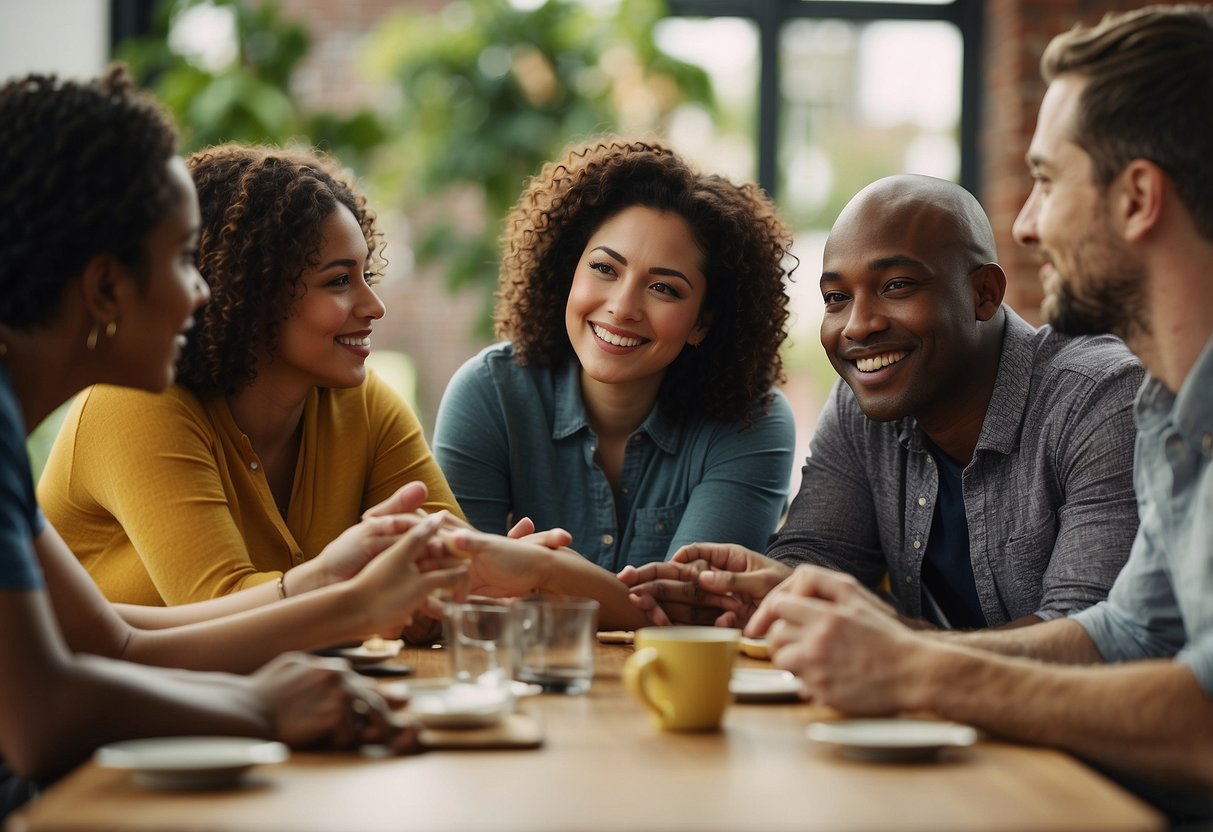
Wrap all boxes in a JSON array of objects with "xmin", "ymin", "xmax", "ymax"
[
  {"xmin": 122, "ymin": 582, "xmax": 367, "ymax": 674},
  {"xmin": 116, "ymin": 580, "xmax": 283, "ymax": 629},
  {"xmin": 540, "ymin": 551, "xmax": 649, "ymax": 631},
  {"xmin": 908, "ymin": 637, "xmax": 1213, "ymax": 790}
]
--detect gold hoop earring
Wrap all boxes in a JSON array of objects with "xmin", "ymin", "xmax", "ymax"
[
  {"xmin": 86, "ymin": 323, "xmax": 102, "ymax": 351},
  {"xmin": 105, "ymin": 320, "xmax": 117, "ymax": 339}
]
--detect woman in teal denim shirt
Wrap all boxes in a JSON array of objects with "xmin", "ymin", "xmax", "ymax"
[{"xmin": 435, "ymin": 138, "xmax": 796, "ymax": 593}]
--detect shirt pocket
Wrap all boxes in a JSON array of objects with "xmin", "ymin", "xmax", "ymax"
[
  {"xmin": 628, "ymin": 503, "xmax": 688, "ymax": 566},
  {"xmin": 1004, "ymin": 510, "xmax": 1057, "ymax": 588}
]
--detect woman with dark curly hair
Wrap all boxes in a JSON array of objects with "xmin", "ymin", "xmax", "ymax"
[
  {"xmin": 434, "ymin": 137, "xmax": 796, "ymax": 575},
  {"xmin": 0, "ymin": 68, "xmax": 449, "ymax": 820},
  {"xmin": 38, "ymin": 143, "xmax": 464, "ymax": 608}
]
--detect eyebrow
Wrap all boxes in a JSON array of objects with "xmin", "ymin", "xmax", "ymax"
[
  {"xmin": 820, "ymin": 254, "xmax": 927, "ymax": 286},
  {"xmin": 592, "ymin": 245, "xmax": 693, "ymax": 288}
]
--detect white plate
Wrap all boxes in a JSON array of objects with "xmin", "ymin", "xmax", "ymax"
[
  {"xmin": 806, "ymin": 718, "xmax": 978, "ymax": 761},
  {"xmin": 730, "ymin": 668, "xmax": 801, "ymax": 702},
  {"xmin": 407, "ymin": 682, "xmax": 516, "ymax": 729},
  {"xmin": 336, "ymin": 639, "xmax": 403, "ymax": 664},
  {"xmin": 95, "ymin": 736, "xmax": 288, "ymax": 790},
  {"xmin": 383, "ymin": 678, "xmax": 541, "ymax": 701}
]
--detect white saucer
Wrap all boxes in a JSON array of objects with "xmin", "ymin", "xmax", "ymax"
[
  {"xmin": 336, "ymin": 639, "xmax": 403, "ymax": 664},
  {"xmin": 806, "ymin": 718, "xmax": 978, "ymax": 761},
  {"xmin": 730, "ymin": 668, "xmax": 801, "ymax": 702},
  {"xmin": 383, "ymin": 678, "xmax": 541, "ymax": 702},
  {"xmin": 95, "ymin": 736, "xmax": 288, "ymax": 790},
  {"xmin": 407, "ymin": 683, "xmax": 516, "ymax": 729}
]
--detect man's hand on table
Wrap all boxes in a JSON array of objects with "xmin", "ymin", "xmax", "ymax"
[
  {"xmin": 252, "ymin": 652, "xmax": 423, "ymax": 754},
  {"xmin": 747, "ymin": 564, "xmax": 924, "ymax": 714}
]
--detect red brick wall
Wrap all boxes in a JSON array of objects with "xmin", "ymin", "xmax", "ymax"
[{"xmin": 983, "ymin": 0, "xmax": 1152, "ymax": 324}]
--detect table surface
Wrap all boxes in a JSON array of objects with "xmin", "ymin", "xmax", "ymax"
[{"xmin": 8, "ymin": 641, "xmax": 1165, "ymax": 832}]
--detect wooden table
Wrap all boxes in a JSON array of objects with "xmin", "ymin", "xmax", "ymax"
[{"xmin": 9, "ymin": 642, "xmax": 1164, "ymax": 832}]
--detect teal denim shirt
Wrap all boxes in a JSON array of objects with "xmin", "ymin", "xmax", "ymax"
[{"xmin": 433, "ymin": 343, "xmax": 795, "ymax": 572}]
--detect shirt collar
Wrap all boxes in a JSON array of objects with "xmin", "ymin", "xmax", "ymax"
[
  {"xmin": 550, "ymin": 359, "xmax": 680, "ymax": 453},
  {"xmin": 971, "ymin": 307, "xmax": 1037, "ymax": 455},
  {"xmin": 897, "ymin": 306, "xmax": 1034, "ymax": 455},
  {"xmin": 1136, "ymin": 333, "xmax": 1213, "ymax": 438}
]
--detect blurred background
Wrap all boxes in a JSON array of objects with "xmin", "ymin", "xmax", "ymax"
[{"xmin": 3, "ymin": 0, "xmax": 1146, "ymax": 491}]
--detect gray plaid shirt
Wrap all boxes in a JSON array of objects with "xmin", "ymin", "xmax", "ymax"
[{"xmin": 769, "ymin": 308, "xmax": 1144, "ymax": 626}]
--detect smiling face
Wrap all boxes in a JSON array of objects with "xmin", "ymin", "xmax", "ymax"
[
  {"xmin": 1012, "ymin": 75, "xmax": 1148, "ymax": 342},
  {"xmin": 260, "ymin": 204, "xmax": 385, "ymax": 393},
  {"xmin": 114, "ymin": 157, "xmax": 210, "ymax": 392},
  {"xmin": 564, "ymin": 205, "xmax": 710, "ymax": 401},
  {"xmin": 819, "ymin": 177, "xmax": 1001, "ymax": 426}
]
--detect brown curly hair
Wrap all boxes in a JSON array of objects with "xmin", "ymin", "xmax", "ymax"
[
  {"xmin": 177, "ymin": 143, "xmax": 384, "ymax": 398},
  {"xmin": 494, "ymin": 137, "xmax": 793, "ymax": 424},
  {"xmin": 0, "ymin": 65, "xmax": 178, "ymax": 328}
]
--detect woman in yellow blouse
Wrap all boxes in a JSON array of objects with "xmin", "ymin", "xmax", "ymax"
[{"xmin": 38, "ymin": 143, "xmax": 463, "ymax": 606}]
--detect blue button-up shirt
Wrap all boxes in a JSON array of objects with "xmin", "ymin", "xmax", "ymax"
[
  {"xmin": 433, "ymin": 343, "xmax": 795, "ymax": 571},
  {"xmin": 1073, "ymin": 336, "xmax": 1213, "ymax": 693}
]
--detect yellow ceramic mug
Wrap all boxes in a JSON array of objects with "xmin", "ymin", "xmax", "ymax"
[{"xmin": 623, "ymin": 627, "xmax": 740, "ymax": 731}]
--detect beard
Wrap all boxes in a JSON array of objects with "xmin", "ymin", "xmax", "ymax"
[{"xmin": 1040, "ymin": 226, "xmax": 1150, "ymax": 342}]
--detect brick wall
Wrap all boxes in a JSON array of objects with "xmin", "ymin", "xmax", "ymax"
[{"xmin": 983, "ymin": 0, "xmax": 1152, "ymax": 323}]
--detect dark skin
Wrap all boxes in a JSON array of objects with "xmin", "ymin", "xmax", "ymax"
[{"xmin": 621, "ymin": 175, "xmax": 1039, "ymax": 628}]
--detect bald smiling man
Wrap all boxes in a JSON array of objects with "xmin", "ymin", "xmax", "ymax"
[{"xmin": 622, "ymin": 173, "xmax": 1143, "ymax": 631}]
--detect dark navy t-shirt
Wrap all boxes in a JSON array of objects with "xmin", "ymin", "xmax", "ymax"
[
  {"xmin": 920, "ymin": 437, "xmax": 985, "ymax": 629},
  {"xmin": 0, "ymin": 361, "xmax": 46, "ymax": 820},
  {"xmin": 0, "ymin": 362, "xmax": 44, "ymax": 590}
]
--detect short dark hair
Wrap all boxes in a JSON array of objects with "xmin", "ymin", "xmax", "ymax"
[
  {"xmin": 495, "ymin": 137, "xmax": 794, "ymax": 424},
  {"xmin": 176, "ymin": 143, "xmax": 383, "ymax": 398},
  {"xmin": 1042, "ymin": 4, "xmax": 1213, "ymax": 240},
  {"xmin": 0, "ymin": 65, "xmax": 178, "ymax": 328}
]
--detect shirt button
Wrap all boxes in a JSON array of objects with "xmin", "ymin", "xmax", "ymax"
[
  {"xmin": 632, "ymin": 435, "xmax": 643, "ymax": 444},
  {"xmin": 917, "ymin": 496, "xmax": 927, "ymax": 507},
  {"xmin": 621, "ymin": 486, "xmax": 630, "ymax": 495},
  {"xmin": 655, "ymin": 522, "xmax": 665, "ymax": 532},
  {"xmin": 904, "ymin": 575, "xmax": 913, "ymax": 584},
  {"xmin": 601, "ymin": 534, "xmax": 614, "ymax": 546},
  {"xmin": 250, "ymin": 461, "xmax": 260, "ymax": 471},
  {"xmin": 912, "ymin": 540, "xmax": 922, "ymax": 550},
  {"xmin": 926, "ymin": 456, "xmax": 935, "ymax": 465}
]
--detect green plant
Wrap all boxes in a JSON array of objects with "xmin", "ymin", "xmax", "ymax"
[
  {"xmin": 117, "ymin": 0, "xmax": 386, "ymax": 169},
  {"xmin": 362, "ymin": 0, "xmax": 715, "ymax": 323}
]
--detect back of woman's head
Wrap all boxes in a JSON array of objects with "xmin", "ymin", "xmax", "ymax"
[
  {"xmin": 496, "ymin": 137, "xmax": 793, "ymax": 423},
  {"xmin": 176, "ymin": 143, "xmax": 382, "ymax": 398},
  {"xmin": 0, "ymin": 65, "xmax": 178, "ymax": 329}
]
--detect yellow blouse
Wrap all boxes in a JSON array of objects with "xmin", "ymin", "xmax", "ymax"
[{"xmin": 37, "ymin": 372, "xmax": 462, "ymax": 605}]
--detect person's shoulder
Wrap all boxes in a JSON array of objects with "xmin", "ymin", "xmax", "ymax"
[
  {"xmin": 1032, "ymin": 326, "xmax": 1144, "ymax": 385},
  {"xmin": 77, "ymin": 382, "xmax": 204, "ymax": 424},
  {"xmin": 451, "ymin": 341, "xmax": 552, "ymax": 392}
]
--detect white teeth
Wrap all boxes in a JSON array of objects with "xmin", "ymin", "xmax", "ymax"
[
  {"xmin": 592, "ymin": 324, "xmax": 643, "ymax": 348},
  {"xmin": 336, "ymin": 336, "xmax": 370, "ymax": 347},
  {"xmin": 856, "ymin": 351, "xmax": 908, "ymax": 373}
]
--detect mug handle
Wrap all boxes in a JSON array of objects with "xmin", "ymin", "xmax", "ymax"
[{"xmin": 623, "ymin": 647, "xmax": 674, "ymax": 722}]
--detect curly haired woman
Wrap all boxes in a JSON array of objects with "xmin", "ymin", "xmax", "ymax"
[
  {"xmin": 434, "ymin": 137, "xmax": 796, "ymax": 575},
  {"xmin": 39, "ymin": 143, "xmax": 463, "ymax": 607}
]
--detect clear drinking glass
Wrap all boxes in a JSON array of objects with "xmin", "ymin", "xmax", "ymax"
[
  {"xmin": 443, "ymin": 602, "xmax": 516, "ymax": 688},
  {"xmin": 513, "ymin": 597, "xmax": 599, "ymax": 695}
]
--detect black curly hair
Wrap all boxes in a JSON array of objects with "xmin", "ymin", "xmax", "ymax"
[
  {"xmin": 0, "ymin": 65, "xmax": 179, "ymax": 329},
  {"xmin": 177, "ymin": 143, "xmax": 384, "ymax": 398},
  {"xmin": 495, "ymin": 137, "xmax": 794, "ymax": 424}
]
